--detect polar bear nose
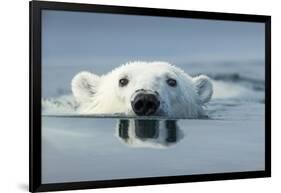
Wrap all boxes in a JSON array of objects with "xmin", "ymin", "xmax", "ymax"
[{"xmin": 131, "ymin": 92, "xmax": 160, "ymax": 116}]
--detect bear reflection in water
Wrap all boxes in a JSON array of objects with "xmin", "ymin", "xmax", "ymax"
[{"xmin": 117, "ymin": 120, "xmax": 183, "ymax": 149}]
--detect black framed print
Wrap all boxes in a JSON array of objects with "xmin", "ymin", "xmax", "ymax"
[{"xmin": 29, "ymin": 1, "xmax": 271, "ymax": 192}]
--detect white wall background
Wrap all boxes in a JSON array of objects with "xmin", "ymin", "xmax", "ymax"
[{"xmin": 0, "ymin": 0, "xmax": 279, "ymax": 192}]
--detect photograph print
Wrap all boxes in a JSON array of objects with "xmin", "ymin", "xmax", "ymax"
[{"xmin": 40, "ymin": 9, "xmax": 266, "ymax": 184}]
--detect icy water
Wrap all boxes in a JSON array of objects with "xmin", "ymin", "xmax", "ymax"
[
  {"xmin": 41, "ymin": 60, "xmax": 265, "ymax": 184},
  {"xmin": 42, "ymin": 116, "xmax": 264, "ymax": 183}
]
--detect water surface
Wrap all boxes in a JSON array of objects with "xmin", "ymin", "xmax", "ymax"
[{"xmin": 42, "ymin": 114, "xmax": 265, "ymax": 183}]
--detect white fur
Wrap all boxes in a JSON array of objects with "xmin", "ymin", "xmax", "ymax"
[{"xmin": 71, "ymin": 61, "xmax": 213, "ymax": 118}]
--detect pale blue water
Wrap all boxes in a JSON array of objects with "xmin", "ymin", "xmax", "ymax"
[
  {"xmin": 41, "ymin": 10, "xmax": 265, "ymax": 184},
  {"xmin": 42, "ymin": 114, "xmax": 264, "ymax": 183}
]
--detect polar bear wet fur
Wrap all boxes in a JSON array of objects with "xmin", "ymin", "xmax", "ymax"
[{"xmin": 71, "ymin": 61, "xmax": 213, "ymax": 118}]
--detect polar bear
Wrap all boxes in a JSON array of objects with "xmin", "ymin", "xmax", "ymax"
[{"xmin": 71, "ymin": 61, "xmax": 213, "ymax": 118}]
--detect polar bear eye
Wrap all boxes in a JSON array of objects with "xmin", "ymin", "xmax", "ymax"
[
  {"xmin": 119, "ymin": 78, "xmax": 129, "ymax": 87},
  {"xmin": 166, "ymin": 78, "xmax": 177, "ymax": 87}
]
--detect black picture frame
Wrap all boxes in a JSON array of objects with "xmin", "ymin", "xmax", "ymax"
[{"xmin": 29, "ymin": 1, "xmax": 271, "ymax": 192}]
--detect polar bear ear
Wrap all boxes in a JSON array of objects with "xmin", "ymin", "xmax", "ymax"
[
  {"xmin": 71, "ymin": 71, "xmax": 100, "ymax": 103},
  {"xmin": 193, "ymin": 75, "xmax": 213, "ymax": 104}
]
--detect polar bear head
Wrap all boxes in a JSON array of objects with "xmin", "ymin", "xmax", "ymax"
[{"xmin": 71, "ymin": 61, "xmax": 213, "ymax": 118}]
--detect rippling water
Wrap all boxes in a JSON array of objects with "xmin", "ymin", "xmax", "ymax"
[{"xmin": 41, "ymin": 60, "xmax": 265, "ymax": 183}]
